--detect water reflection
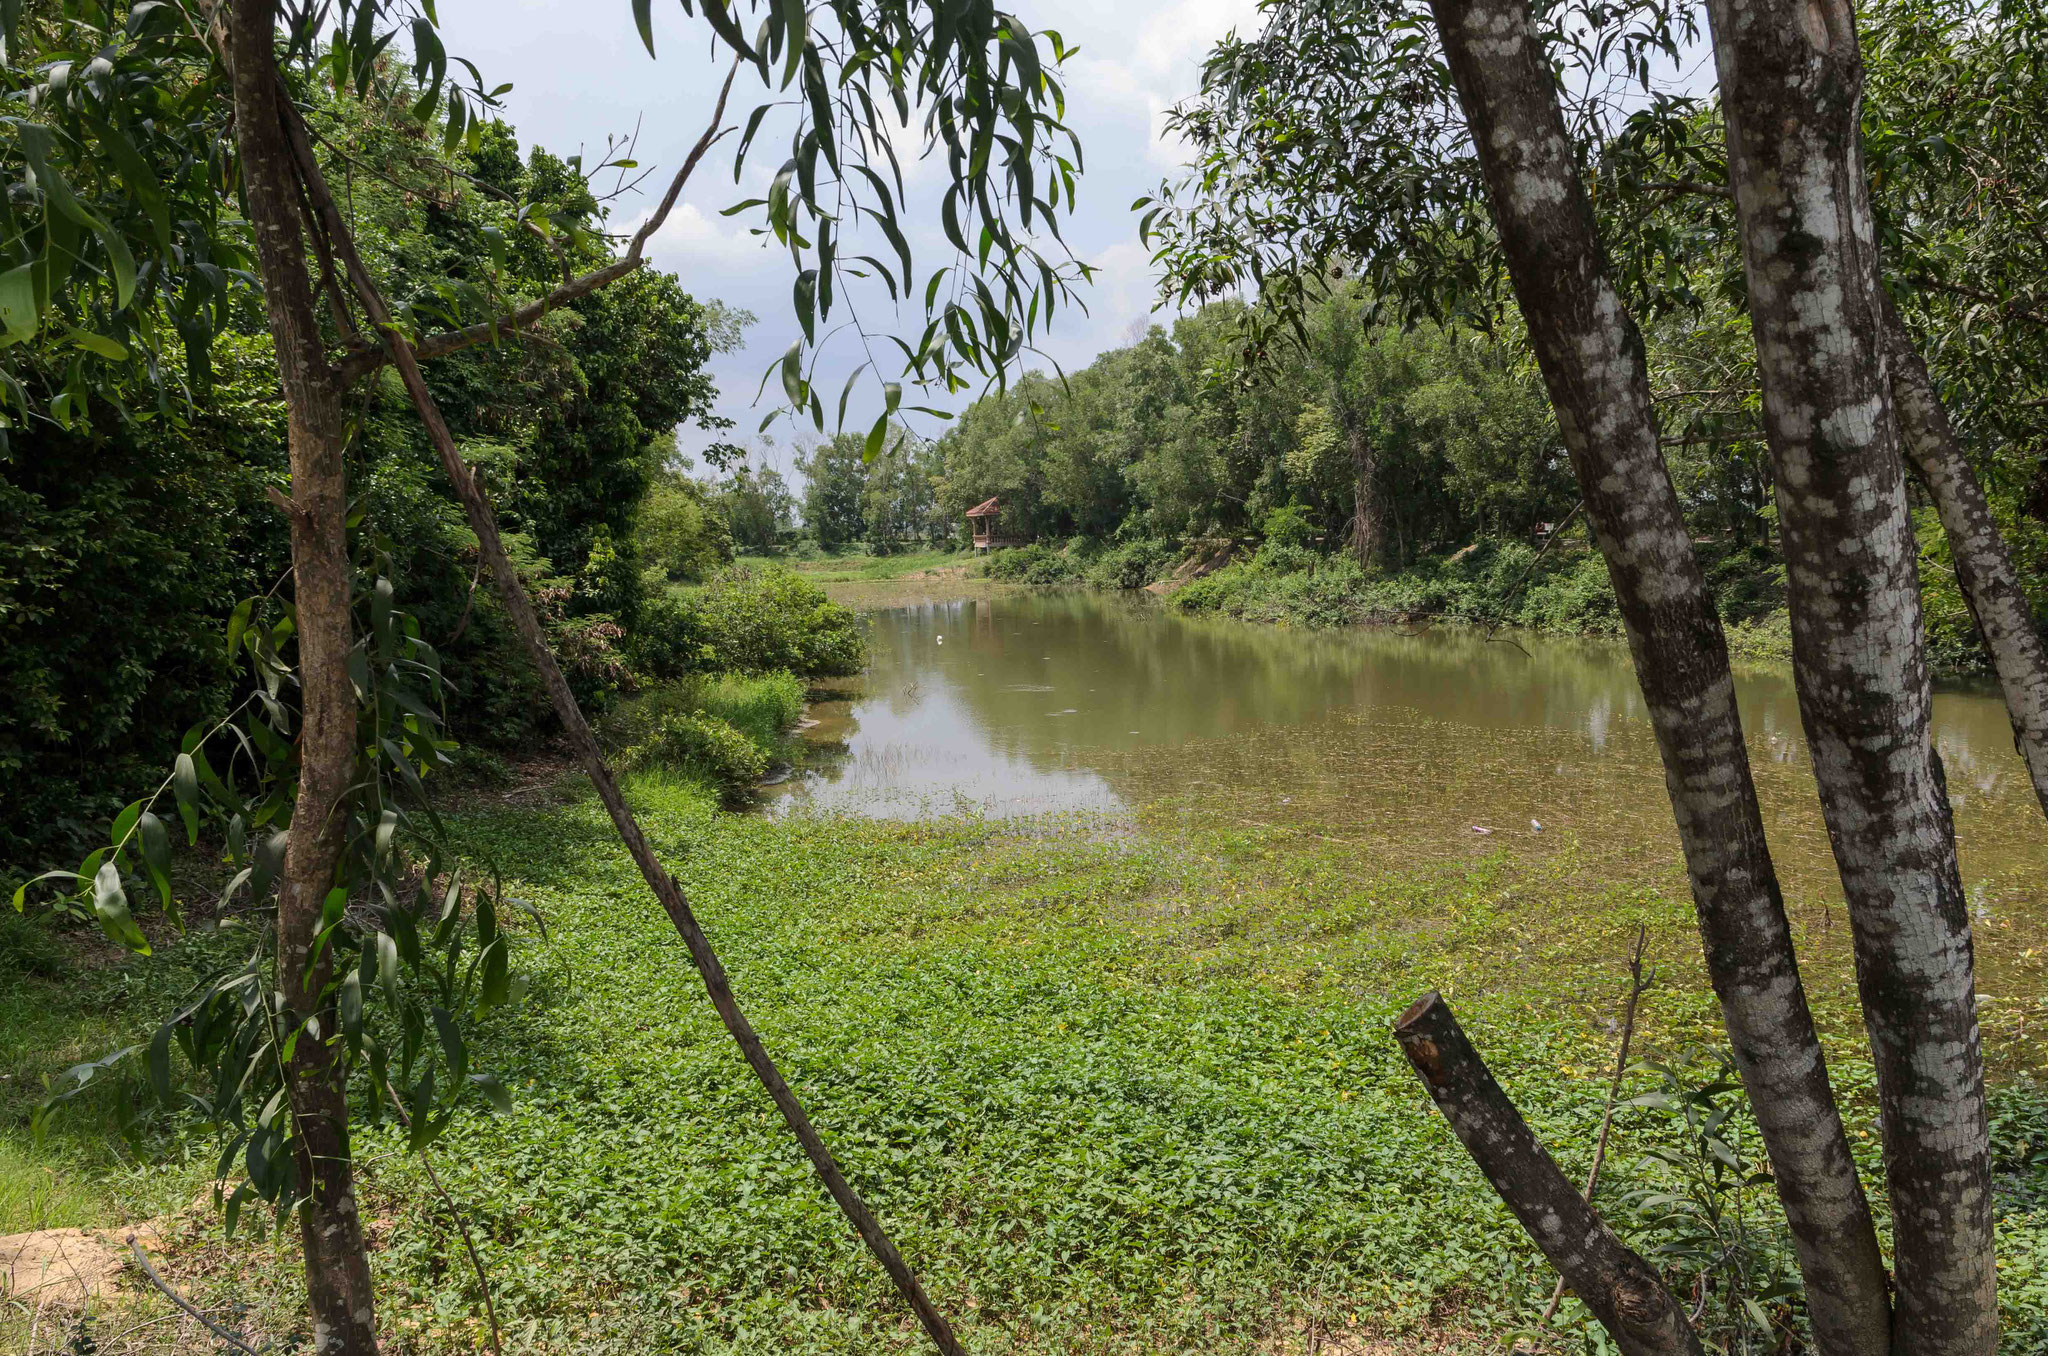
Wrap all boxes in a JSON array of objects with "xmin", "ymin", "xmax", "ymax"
[{"xmin": 768, "ymin": 590, "xmax": 2044, "ymax": 906}]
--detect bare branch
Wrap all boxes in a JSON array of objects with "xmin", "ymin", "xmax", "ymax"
[
  {"xmin": 334, "ymin": 60, "xmax": 740, "ymax": 385},
  {"xmin": 1539, "ymin": 926, "xmax": 1654, "ymax": 1330}
]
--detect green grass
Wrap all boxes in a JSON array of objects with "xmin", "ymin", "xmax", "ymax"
[
  {"xmin": 741, "ymin": 549, "xmax": 972, "ymax": 583},
  {"xmin": 4, "ymin": 777, "xmax": 2046, "ymax": 1354}
]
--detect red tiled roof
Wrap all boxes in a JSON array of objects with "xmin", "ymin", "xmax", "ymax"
[{"xmin": 965, "ymin": 496, "xmax": 1001, "ymax": 517}]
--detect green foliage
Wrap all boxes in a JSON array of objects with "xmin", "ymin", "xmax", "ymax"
[
  {"xmin": 1137, "ymin": 0, "xmax": 2048, "ymax": 675},
  {"xmin": 935, "ymin": 297, "xmax": 1577, "ymax": 569},
  {"xmin": 12, "ymin": 544, "xmax": 525, "ymax": 1232},
  {"xmin": 1262, "ymin": 504, "xmax": 1317, "ymax": 548},
  {"xmin": 0, "ymin": 365, "xmax": 281, "ymax": 865},
  {"xmin": 1087, "ymin": 538, "xmax": 1178, "ymax": 590},
  {"xmin": 638, "ymin": 469, "xmax": 736, "ymax": 585},
  {"xmin": 1616, "ymin": 1052, "xmax": 1805, "ymax": 1353},
  {"xmin": 798, "ymin": 435, "xmax": 872, "ymax": 551},
  {"xmin": 1171, "ymin": 539, "xmax": 1624, "ymax": 637},
  {"xmin": 606, "ymin": 672, "xmax": 805, "ymax": 799},
  {"xmin": 688, "ymin": 672, "xmax": 807, "ymax": 750},
  {"xmin": 633, "ymin": 566, "xmax": 866, "ymax": 681},
  {"xmin": 985, "ymin": 542, "xmax": 1084, "ymax": 585},
  {"xmin": 620, "ymin": 710, "xmax": 771, "ymax": 798},
  {"xmin": 0, "ymin": 70, "xmax": 751, "ymax": 866},
  {"xmin": 717, "ymin": 466, "xmax": 799, "ymax": 554},
  {"xmin": 0, "ymin": 1, "xmax": 248, "ymax": 425}
]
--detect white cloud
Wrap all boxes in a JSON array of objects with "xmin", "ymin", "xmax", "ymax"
[{"xmin": 637, "ymin": 201, "xmax": 778, "ymax": 275}]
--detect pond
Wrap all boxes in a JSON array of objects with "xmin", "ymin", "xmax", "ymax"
[{"xmin": 769, "ymin": 586, "xmax": 2046, "ymax": 916}]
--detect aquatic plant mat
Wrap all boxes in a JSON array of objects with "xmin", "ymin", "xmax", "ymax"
[{"xmin": 6, "ymin": 772, "xmax": 2046, "ymax": 1353}]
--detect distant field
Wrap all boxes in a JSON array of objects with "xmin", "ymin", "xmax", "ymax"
[{"xmin": 737, "ymin": 548, "xmax": 973, "ymax": 582}]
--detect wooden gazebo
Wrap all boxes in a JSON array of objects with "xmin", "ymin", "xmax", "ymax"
[{"xmin": 965, "ymin": 495, "xmax": 1008, "ymax": 550}]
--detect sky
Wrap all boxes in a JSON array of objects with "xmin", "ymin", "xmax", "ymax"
[{"xmin": 433, "ymin": 0, "xmax": 1268, "ymax": 484}]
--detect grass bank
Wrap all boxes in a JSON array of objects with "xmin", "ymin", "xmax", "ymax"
[
  {"xmin": 6, "ymin": 774, "xmax": 2048, "ymax": 1353},
  {"xmin": 738, "ymin": 548, "xmax": 975, "ymax": 584},
  {"xmin": 978, "ymin": 513, "xmax": 2044, "ymax": 678}
]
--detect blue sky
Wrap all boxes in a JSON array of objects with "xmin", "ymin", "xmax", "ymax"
[{"xmin": 435, "ymin": 0, "xmax": 1268, "ymax": 484}]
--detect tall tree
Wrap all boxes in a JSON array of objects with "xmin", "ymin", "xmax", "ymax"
[
  {"xmin": 1137, "ymin": 0, "xmax": 2045, "ymax": 1346},
  {"xmin": 1704, "ymin": 0, "xmax": 1996, "ymax": 1345},
  {"xmin": 1415, "ymin": 0, "xmax": 1890, "ymax": 1344},
  {"xmin": 799, "ymin": 433, "xmax": 872, "ymax": 549}
]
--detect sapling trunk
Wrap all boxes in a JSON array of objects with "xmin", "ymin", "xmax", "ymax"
[
  {"xmin": 1880, "ymin": 289, "xmax": 2048, "ymax": 820},
  {"xmin": 225, "ymin": 5, "xmax": 378, "ymax": 1352}
]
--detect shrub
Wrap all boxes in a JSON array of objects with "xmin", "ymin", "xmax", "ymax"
[
  {"xmin": 636, "ymin": 475, "xmax": 734, "ymax": 584},
  {"xmin": 1087, "ymin": 538, "xmax": 1178, "ymax": 590},
  {"xmin": 624, "ymin": 710, "xmax": 770, "ymax": 797},
  {"xmin": 1251, "ymin": 540, "xmax": 1320, "ymax": 574},
  {"xmin": 630, "ymin": 566, "xmax": 866, "ymax": 680},
  {"xmin": 605, "ymin": 671, "xmax": 807, "ymax": 800},
  {"xmin": 1262, "ymin": 504, "xmax": 1317, "ymax": 548},
  {"xmin": 987, "ymin": 543, "xmax": 1083, "ymax": 584}
]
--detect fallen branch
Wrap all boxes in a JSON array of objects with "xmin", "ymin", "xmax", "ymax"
[
  {"xmin": 126, "ymin": 1237, "xmax": 263, "ymax": 1356},
  {"xmin": 1394, "ymin": 993, "xmax": 1701, "ymax": 1356},
  {"xmin": 278, "ymin": 73, "xmax": 967, "ymax": 1356}
]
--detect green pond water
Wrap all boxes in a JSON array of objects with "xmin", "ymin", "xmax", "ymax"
[{"xmin": 771, "ymin": 586, "xmax": 2045, "ymax": 928}]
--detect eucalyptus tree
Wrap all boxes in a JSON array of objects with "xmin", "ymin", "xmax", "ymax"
[
  {"xmin": 5, "ymin": 2, "xmax": 1087, "ymax": 1353},
  {"xmin": 1147, "ymin": 0, "xmax": 2026, "ymax": 1349}
]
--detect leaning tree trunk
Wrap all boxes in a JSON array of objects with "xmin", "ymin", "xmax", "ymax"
[
  {"xmin": 1704, "ymin": 2, "xmax": 1998, "ymax": 1350},
  {"xmin": 1422, "ymin": 0, "xmax": 1892, "ymax": 1350},
  {"xmin": 1881, "ymin": 289, "xmax": 2048, "ymax": 819},
  {"xmin": 270, "ymin": 73, "xmax": 968, "ymax": 1356},
  {"xmin": 226, "ymin": 4, "xmax": 379, "ymax": 1354}
]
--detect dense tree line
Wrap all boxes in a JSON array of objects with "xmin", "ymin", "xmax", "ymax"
[
  {"xmin": 937, "ymin": 296, "xmax": 1574, "ymax": 561},
  {"xmin": 931, "ymin": 0, "xmax": 2045, "ymax": 685}
]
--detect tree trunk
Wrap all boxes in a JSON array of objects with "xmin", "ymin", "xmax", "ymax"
[
  {"xmin": 1423, "ymin": 0, "xmax": 1892, "ymax": 1350},
  {"xmin": 1881, "ymin": 289, "xmax": 2048, "ymax": 819},
  {"xmin": 1344, "ymin": 412, "xmax": 1382, "ymax": 567},
  {"xmin": 1704, "ymin": 3, "xmax": 1997, "ymax": 1350},
  {"xmin": 1395, "ymin": 995, "xmax": 1702, "ymax": 1356},
  {"xmin": 271, "ymin": 81, "xmax": 967, "ymax": 1356},
  {"xmin": 226, "ymin": 5, "xmax": 378, "ymax": 1354}
]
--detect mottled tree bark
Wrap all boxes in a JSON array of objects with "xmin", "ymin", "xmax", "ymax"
[
  {"xmin": 1423, "ymin": 0, "xmax": 1891, "ymax": 1350},
  {"xmin": 226, "ymin": 4, "xmax": 378, "ymax": 1353},
  {"xmin": 1704, "ymin": 2, "xmax": 1997, "ymax": 1350},
  {"xmin": 1395, "ymin": 996, "xmax": 1701, "ymax": 1356},
  {"xmin": 1881, "ymin": 290, "xmax": 2048, "ymax": 820},
  {"xmin": 1343, "ymin": 412, "xmax": 1383, "ymax": 566}
]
